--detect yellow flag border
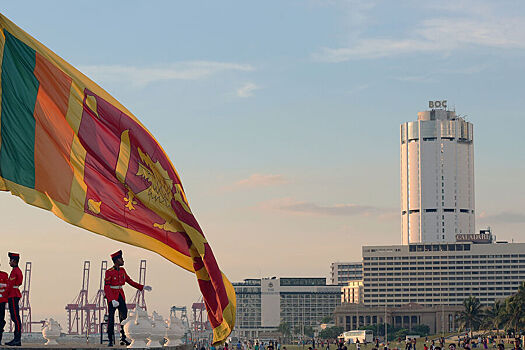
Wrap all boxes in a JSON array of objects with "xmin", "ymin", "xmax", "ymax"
[{"xmin": 1, "ymin": 179, "xmax": 194, "ymax": 270}]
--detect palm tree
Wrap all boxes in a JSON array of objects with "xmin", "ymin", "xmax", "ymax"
[
  {"xmin": 503, "ymin": 298, "xmax": 520, "ymax": 335},
  {"xmin": 506, "ymin": 298, "xmax": 525, "ymax": 333},
  {"xmin": 482, "ymin": 300, "xmax": 503, "ymax": 333},
  {"xmin": 515, "ymin": 281, "xmax": 525, "ymax": 308},
  {"xmin": 516, "ymin": 282, "xmax": 525, "ymax": 329},
  {"xmin": 457, "ymin": 296, "xmax": 484, "ymax": 331},
  {"xmin": 278, "ymin": 321, "xmax": 291, "ymax": 343},
  {"xmin": 500, "ymin": 281, "xmax": 525, "ymax": 335}
]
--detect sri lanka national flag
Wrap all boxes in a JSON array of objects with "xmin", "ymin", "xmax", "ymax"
[{"xmin": 0, "ymin": 13, "xmax": 235, "ymax": 343}]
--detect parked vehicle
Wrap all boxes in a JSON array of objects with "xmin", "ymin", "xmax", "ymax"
[{"xmin": 338, "ymin": 330, "xmax": 374, "ymax": 344}]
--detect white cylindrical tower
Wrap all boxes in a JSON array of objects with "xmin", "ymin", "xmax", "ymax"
[{"xmin": 400, "ymin": 108, "xmax": 474, "ymax": 244}]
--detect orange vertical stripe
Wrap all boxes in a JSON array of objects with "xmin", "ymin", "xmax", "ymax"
[{"xmin": 33, "ymin": 52, "xmax": 74, "ymax": 204}]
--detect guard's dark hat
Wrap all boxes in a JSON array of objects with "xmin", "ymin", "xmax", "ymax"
[
  {"xmin": 111, "ymin": 250, "xmax": 123, "ymax": 260},
  {"xmin": 8, "ymin": 252, "xmax": 19, "ymax": 260}
]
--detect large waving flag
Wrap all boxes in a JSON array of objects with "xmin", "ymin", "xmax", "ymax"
[{"xmin": 0, "ymin": 13, "xmax": 235, "ymax": 343}]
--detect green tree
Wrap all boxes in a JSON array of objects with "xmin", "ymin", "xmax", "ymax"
[
  {"xmin": 482, "ymin": 300, "xmax": 504, "ymax": 332},
  {"xmin": 490, "ymin": 282, "xmax": 525, "ymax": 335},
  {"xmin": 457, "ymin": 296, "xmax": 484, "ymax": 331},
  {"xmin": 319, "ymin": 326, "xmax": 344, "ymax": 340},
  {"xmin": 503, "ymin": 295, "xmax": 524, "ymax": 334},
  {"xmin": 321, "ymin": 315, "xmax": 334, "ymax": 324},
  {"xmin": 304, "ymin": 325, "xmax": 315, "ymax": 338},
  {"xmin": 514, "ymin": 281, "xmax": 525, "ymax": 329},
  {"xmin": 278, "ymin": 321, "xmax": 291, "ymax": 342},
  {"xmin": 393, "ymin": 328, "xmax": 409, "ymax": 339},
  {"xmin": 411, "ymin": 324, "xmax": 430, "ymax": 336}
]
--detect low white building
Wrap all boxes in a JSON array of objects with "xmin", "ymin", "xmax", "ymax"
[{"xmin": 233, "ymin": 277, "xmax": 341, "ymax": 339}]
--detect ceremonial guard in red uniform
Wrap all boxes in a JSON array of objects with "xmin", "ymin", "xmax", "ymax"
[
  {"xmin": 104, "ymin": 250, "xmax": 152, "ymax": 347},
  {"xmin": 5, "ymin": 253, "xmax": 23, "ymax": 346},
  {"xmin": 0, "ymin": 264, "xmax": 9, "ymax": 345}
]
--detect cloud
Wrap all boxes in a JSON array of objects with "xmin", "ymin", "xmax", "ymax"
[
  {"xmin": 236, "ymin": 174, "xmax": 289, "ymax": 188},
  {"xmin": 391, "ymin": 63, "xmax": 489, "ymax": 82},
  {"xmin": 419, "ymin": 17, "xmax": 525, "ymax": 48},
  {"xmin": 219, "ymin": 174, "xmax": 290, "ymax": 192},
  {"xmin": 78, "ymin": 61, "xmax": 254, "ymax": 87},
  {"xmin": 478, "ymin": 211, "xmax": 525, "ymax": 224},
  {"xmin": 312, "ymin": 5, "xmax": 525, "ymax": 62},
  {"xmin": 237, "ymin": 82, "xmax": 260, "ymax": 98},
  {"xmin": 313, "ymin": 39, "xmax": 431, "ymax": 62},
  {"xmin": 258, "ymin": 197, "xmax": 396, "ymax": 218}
]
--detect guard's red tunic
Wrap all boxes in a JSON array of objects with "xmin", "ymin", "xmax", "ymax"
[
  {"xmin": 0, "ymin": 271, "xmax": 9, "ymax": 303},
  {"xmin": 6, "ymin": 266, "xmax": 23, "ymax": 299},
  {"xmin": 103, "ymin": 266, "xmax": 143, "ymax": 302}
]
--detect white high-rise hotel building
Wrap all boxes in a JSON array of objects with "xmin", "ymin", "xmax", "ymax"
[{"xmin": 400, "ymin": 106, "xmax": 475, "ymax": 244}]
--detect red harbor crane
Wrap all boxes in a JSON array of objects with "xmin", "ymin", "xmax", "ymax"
[
  {"xmin": 127, "ymin": 259, "xmax": 147, "ymax": 312},
  {"xmin": 65, "ymin": 259, "xmax": 147, "ymax": 335},
  {"xmin": 89, "ymin": 260, "xmax": 108, "ymax": 334},
  {"xmin": 192, "ymin": 297, "xmax": 210, "ymax": 333},
  {"xmin": 7, "ymin": 262, "xmax": 38, "ymax": 333},
  {"xmin": 66, "ymin": 261, "xmax": 95, "ymax": 335}
]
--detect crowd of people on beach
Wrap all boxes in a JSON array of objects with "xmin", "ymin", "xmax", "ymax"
[
  {"xmin": 196, "ymin": 334, "xmax": 523, "ymax": 350},
  {"xmin": 196, "ymin": 340, "xmax": 284, "ymax": 350}
]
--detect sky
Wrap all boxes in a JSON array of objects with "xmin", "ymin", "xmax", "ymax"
[{"xmin": 0, "ymin": 0, "xmax": 524, "ymax": 329}]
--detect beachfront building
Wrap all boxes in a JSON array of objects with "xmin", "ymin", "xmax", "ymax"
[
  {"xmin": 362, "ymin": 240, "xmax": 525, "ymax": 307},
  {"xmin": 233, "ymin": 277, "xmax": 341, "ymax": 339}
]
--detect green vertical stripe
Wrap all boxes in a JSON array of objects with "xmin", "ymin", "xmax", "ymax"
[{"xmin": 0, "ymin": 29, "xmax": 39, "ymax": 188}]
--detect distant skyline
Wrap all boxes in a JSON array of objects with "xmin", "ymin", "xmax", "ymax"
[{"xmin": 0, "ymin": 0, "xmax": 524, "ymax": 328}]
